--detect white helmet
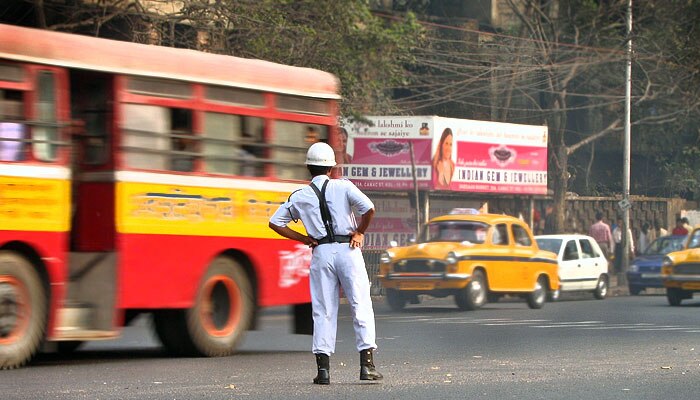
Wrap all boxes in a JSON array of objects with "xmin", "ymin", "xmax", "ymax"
[{"xmin": 305, "ymin": 142, "xmax": 337, "ymax": 166}]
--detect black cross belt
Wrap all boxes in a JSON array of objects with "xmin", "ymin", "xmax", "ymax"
[{"xmin": 316, "ymin": 235, "xmax": 352, "ymax": 245}]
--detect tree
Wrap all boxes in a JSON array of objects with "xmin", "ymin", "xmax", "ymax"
[
  {"xmin": 8, "ymin": 0, "xmax": 423, "ymax": 119},
  {"xmin": 389, "ymin": 0, "xmax": 700, "ymax": 232}
]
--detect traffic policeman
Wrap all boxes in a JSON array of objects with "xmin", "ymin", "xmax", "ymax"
[{"xmin": 269, "ymin": 142, "xmax": 383, "ymax": 385}]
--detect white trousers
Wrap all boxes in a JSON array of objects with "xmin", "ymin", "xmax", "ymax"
[{"xmin": 310, "ymin": 242, "xmax": 377, "ymax": 355}]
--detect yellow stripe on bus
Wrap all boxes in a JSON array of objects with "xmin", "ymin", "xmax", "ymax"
[
  {"xmin": 116, "ymin": 181, "xmax": 304, "ymax": 237},
  {"xmin": 0, "ymin": 176, "xmax": 70, "ymax": 232}
]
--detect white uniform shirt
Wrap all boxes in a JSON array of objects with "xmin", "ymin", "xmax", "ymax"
[{"xmin": 270, "ymin": 175, "xmax": 374, "ymax": 239}]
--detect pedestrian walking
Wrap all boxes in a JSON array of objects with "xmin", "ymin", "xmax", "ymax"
[{"xmin": 268, "ymin": 142, "xmax": 383, "ymax": 385}]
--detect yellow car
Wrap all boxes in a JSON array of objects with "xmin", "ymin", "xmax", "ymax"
[
  {"xmin": 662, "ymin": 228, "xmax": 700, "ymax": 306},
  {"xmin": 378, "ymin": 210, "xmax": 559, "ymax": 311}
]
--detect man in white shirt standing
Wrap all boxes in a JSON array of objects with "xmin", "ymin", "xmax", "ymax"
[
  {"xmin": 613, "ymin": 217, "xmax": 635, "ymax": 273},
  {"xmin": 268, "ymin": 142, "xmax": 382, "ymax": 385}
]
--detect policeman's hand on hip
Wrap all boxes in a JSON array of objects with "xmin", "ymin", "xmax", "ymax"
[{"xmin": 350, "ymin": 231, "xmax": 364, "ymax": 248}]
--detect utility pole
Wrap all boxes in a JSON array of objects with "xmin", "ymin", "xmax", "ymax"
[
  {"xmin": 621, "ymin": 0, "xmax": 633, "ymax": 283},
  {"xmin": 409, "ymin": 142, "xmax": 421, "ymax": 240}
]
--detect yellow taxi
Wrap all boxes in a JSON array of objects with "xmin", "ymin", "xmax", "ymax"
[
  {"xmin": 662, "ymin": 227, "xmax": 700, "ymax": 306},
  {"xmin": 378, "ymin": 209, "xmax": 559, "ymax": 311}
]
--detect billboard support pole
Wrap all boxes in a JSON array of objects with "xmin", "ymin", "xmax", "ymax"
[{"xmin": 409, "ymin": 142, "xmax": 421, "ymax": 239}]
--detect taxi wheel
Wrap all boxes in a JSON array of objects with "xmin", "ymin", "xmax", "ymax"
[
  {"xmin": 593, "ymin": 275, "xmax": 608, "ymax": 300},
  {"xmin": 455, "ymin": 270, "xmax": 487, "ymax": 311},
  {"xmin": 547, "ymin": 288, "xmax": 560, "ymax": 302},
  {"xmin": 385, "ymin": 289, "xmax": 406, "ymax": 311},
  {"xmin": 0, "ymin": 251, "xmax": 48, "ymax": 370},
  {"xmin": 526, "ymin": 276, "xmax": 547, "ymax": 309},
  {"xmin": 667, "ymin": 288, "xmax": 684, "ymax": 306}
]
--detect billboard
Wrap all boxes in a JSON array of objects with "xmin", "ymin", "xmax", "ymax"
[{"xmin": 341, "ymin": 116, "xmax": 548, "ymax": 195}]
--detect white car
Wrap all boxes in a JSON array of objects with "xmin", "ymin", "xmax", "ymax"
[{"xmin": 535, "ymin": 234, "xmax": 610, "ymax": 300}]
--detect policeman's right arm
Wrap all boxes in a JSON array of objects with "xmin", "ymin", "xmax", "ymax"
[
  {"xmin": 269, "ymin": 200, "xmax": 318, "ymax": 248},
  {"xmin": 268, "ymin": 222, "xmax": 318, "ymax": 248}
]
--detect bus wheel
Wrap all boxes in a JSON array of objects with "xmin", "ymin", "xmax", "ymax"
[
  {"xmin": 0, "ymin": 251, "xmax": 47, "ymax": 369},
  {"xmin": 186, "ymin": 256, "xmax": 254, "ymax": 357}
]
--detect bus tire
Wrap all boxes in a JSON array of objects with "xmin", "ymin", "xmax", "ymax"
[
  {"xmin": 185, "ymin": 256, "xmax": 254, "ymax": 357},
  {"xmin": 0, "ymin": 250, "xmax": 47, "ymax": 369}
]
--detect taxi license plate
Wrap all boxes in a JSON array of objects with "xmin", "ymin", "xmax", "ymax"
[
  {"xmin": 400, "ymin": 282, "xmax": 434, "ymax": 290},
  {"xmin": 681, "ymin": 282, "xmax": 700, "ymax": 290}
]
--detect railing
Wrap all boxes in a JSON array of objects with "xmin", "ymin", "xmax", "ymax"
[{"xmin": 363, "ymin": 250, "xmax": 384, "ymax": 296}]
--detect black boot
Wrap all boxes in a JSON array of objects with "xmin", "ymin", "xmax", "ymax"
[
  {"xmin": 359, "ymin": 348, "xmax": 383, "ymax": 381},
  {"xmin": 313, "ymin": 353, "xmax": 330, "ymax": 385}
]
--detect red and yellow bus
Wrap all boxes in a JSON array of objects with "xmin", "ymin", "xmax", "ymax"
[{"xmin": 0, "ymin": 23, "xmax": 340, "ymax": 369}]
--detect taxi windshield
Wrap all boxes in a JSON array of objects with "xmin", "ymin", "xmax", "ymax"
[{"xmin": 424, "ymin": 220, "xmax": 489, "ymax": 244}]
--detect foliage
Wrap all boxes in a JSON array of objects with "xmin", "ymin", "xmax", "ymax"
[
  {"xmin": 11, "ymin": 0, "xmax": 423, "ymax": 119},
  {"xmin": 176, "ymin": 0, "xmax": 424, "ymax": 117},
  {"xmin": 7, "ymin": 0, "xmax": 700, "ymax": 202}
]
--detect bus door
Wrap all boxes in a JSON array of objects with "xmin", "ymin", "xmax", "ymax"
[{"xmin": 61, "ymin": 70, "xmax": 119, "ymax": 336}]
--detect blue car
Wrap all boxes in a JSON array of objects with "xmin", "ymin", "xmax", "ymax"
[{"xmin": 627, "ymin": 235, "xmax": 686, "ymax": 295}]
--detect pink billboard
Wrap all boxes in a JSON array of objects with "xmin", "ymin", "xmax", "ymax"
[
  {"xmin": 341, "ymin": 116, "xmax": 548, "ymax": 195},
  {"xmin": 340, "ymin": 117, "xmax": 433, "ymax": 190}
]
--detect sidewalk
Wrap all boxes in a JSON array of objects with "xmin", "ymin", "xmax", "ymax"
[{"xmin": 608, "ymin": 273, "xmax": 628, "ymax": 297}]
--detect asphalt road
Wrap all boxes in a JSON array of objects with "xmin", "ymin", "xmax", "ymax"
[{"xmin": 2, "ymin": 292, "xmax": 700, "ymax": 400}]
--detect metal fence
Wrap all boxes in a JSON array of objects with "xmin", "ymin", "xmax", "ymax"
[{"xmin": 363, "ymin": 249, "xmax": 384, "ymax": 296}]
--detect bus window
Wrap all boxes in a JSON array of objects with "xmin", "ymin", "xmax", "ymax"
[
  {"xmin": 33, "ymin": 71, "xmax": 58, "ymax": 162},
  {"xmin": 205, "ymin": 86, "xmax": 264, "ymax": 108},
  {"xmin": 0, "ymin": 63, "xmax": 25, "ymax": 82},
  {"xmin": 271, "ymin": 121, "xmax": 328, "ymax": 180},
  {"xmin": 121, "ymin": 104, "xmax": 171, "ymax": 170},
  {"xmin": 277, "ymin": 95, "xmax": 331, "ymax": 116},
  {"xmin": 203, "ymin": 112, "xmax": 264, "ymax": 177},
  {"xmin": 71, "ymin": 73, "xmax": 111, "ymax": 165},
  {"xmin": 126, "ymin": 76, "xmax": 192, "ymax": 99},
  {"xmin": 0, "ymin": 88, "xmax": 25, "ymax": 161},
  {"xmin": 170, "ymin": 108, "xmax": 195, "ymax": 172}
]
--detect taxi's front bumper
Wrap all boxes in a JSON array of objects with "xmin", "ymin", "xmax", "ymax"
[
  {"xmin": 377, "ymin": 273, "xmax": 471, "ymax": 291},
  {"xmin": 664, "ymin": 274, "xmax": 700, "ymax": 291},
  {"xmin": 378, "ymin": 273, "xmax": 471, "ymax": 281}
]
